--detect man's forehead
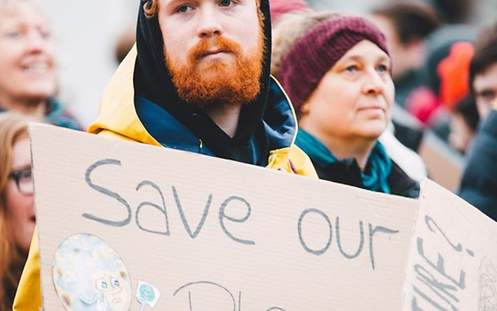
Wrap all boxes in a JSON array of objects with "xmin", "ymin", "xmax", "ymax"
[{"xmin": 475, "ymin": 63, "xmax": 497, "ymax": 87}]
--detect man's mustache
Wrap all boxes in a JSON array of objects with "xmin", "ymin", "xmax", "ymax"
[{"xmin": 189, "ymin": 37, "xmax": 242, "ymax": 63}]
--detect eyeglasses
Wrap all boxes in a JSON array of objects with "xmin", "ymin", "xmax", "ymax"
[{"xmin": 9, "ymin": 167, "xmax": 33, "ymax": 195}]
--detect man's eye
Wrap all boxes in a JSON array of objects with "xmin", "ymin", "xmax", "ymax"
[
  {"xmin": 218, "ymin": 0, "xmax": 233, "ymax": 7},
  {"xmin": 481, "ymin": 90, "xmax": 496, "ymax": 100},
  {"xmin": 176, "ymin": 4, "xmax": 193, "ymax": 13}
]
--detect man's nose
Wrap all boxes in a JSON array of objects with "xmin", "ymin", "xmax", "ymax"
[{"xmin": 196, "ymin": 5, "xmax": 223, "ymax": 39}]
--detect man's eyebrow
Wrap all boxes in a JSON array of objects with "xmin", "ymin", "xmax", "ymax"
[
  {"xmin": 477, "ymin": 89, "xmax": 497, "ymax": 95},
  {"xmin": 166, "ymin": 0, "xmax": 196, "ymax": 7},
  {"xmin": 164, "ymin": 0, "xmax": 185, "ymax": 10}
]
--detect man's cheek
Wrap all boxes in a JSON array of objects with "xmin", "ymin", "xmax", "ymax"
[{"xmin": 476, "ymin": 100, "xmax": 493, "ymax": 118}]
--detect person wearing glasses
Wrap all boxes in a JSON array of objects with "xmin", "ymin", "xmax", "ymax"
[{"xmin": 0, "ymin": 112, "xmax": 34, "ymax": 311}]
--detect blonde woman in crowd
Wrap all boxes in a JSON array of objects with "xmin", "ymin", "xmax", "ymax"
[
  {"xmin": 0, "ymin": 0, "xmax": 81, "ymax": 130},
  {"xmin": 0, "ymin": 113, "xmax": 34, "ymax": 311}
]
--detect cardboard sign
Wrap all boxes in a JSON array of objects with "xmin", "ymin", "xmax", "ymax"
[
  {"xmin": 30, "ymin": 124, "xmax": 419, "ymax": 310},
  {"xmin": 418, "ymin": 132, "xmax": 464, "ymax": 192},
  {"xmin": 402, "ymin": 180, "xmax": 497, "ymax": 310}
]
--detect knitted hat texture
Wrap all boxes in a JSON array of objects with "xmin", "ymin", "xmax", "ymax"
[{"xmin": 278, "ymin": 16, "xmax": 390, "ymax": 113}]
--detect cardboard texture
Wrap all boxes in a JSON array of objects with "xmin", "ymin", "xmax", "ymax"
[
  {"xmin": 29, "ymin": 125, "xmax": 495, "ymax": 310},
  {"xmin": 402, "ymin": 180, "xmax": 497, "ymax": 310}
]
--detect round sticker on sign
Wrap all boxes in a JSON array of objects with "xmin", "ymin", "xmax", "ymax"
[
  {"xmin": 52, "ymin": 234, "xmax": 132, "ymax": 311},
  {"xmin": 137, "ymin": 281, "xmax": 160, "ymax": 310}
]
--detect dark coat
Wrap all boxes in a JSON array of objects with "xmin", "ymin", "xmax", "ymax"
[
  {"xmin": 311, "ymin": 157, "xmax": 420, "ymax": 199},
  {"xmin": 459, "ymin": 110, "xmax": 497, "ymax": 220}
]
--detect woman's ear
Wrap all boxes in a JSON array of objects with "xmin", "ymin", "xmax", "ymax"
[{"xmin": 299, "ymin": 101, "xmax": 311, "ymax": 116}]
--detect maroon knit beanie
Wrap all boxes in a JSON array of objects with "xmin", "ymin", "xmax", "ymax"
[{"xmin": 278, "ymin": 16, "xmax": 390, "ymax": 114}]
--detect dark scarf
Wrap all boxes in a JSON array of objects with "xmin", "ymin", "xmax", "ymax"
[
  {"xmin": 134, "ymin": 0, "xmax": 273, "ymax": 164},
  {"xmin": 296, "ymin": 129, "xmax": 393, "ymax": 194}
]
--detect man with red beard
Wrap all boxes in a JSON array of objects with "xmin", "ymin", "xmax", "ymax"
[
  {"xmin": 13, "ymin": 0, "xmax": 316, "ymax": 309},
  {"xmin": 85, "ymin": 0, "xmax": 318, "ymax": 168}
]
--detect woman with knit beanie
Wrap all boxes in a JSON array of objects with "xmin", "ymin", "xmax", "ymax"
[{"xmin": 276, "ymin": 14, "xmax": 420, "ymax": 198}]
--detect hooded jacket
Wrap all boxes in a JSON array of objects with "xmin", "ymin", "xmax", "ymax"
[
  {"xmin": 87, "ymin": 47, "xmax": 315, "ymax": 174},
  {"xmin": 13, "ymin": 1, "xmax": 316, "ymax": 309}
]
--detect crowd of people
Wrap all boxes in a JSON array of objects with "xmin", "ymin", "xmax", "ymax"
[{"xmin": 0, "ymin": 0, "xmax": 496, "ymax": 309}]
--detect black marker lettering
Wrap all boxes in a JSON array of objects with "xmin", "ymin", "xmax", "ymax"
[
  {"xmin": 368, "ymin": 224, "xmax": 399, "ymax": 270},
  {"xmin": 135, "ymin": 180, "xmax": 170, "ymax": 236},
  {"xmin": 173, "ymin": 281, "xmax": 237, "ymax": 311},
  {"xmin": 336, "ymin": 217, "xmax": 365, "ymax": 259},
  {"xmin": 415, "ymin": 264, "xmax": 459, "ymax": 306},
  {"xmin": 412, "ymin": 285, "xmax": 451, "ymax": 311},
  {"xmin": 219, "ymin": 196, "xmax": 255, "ymax": 245},
  {"xmin": 298, "ymin": 209, "xmax": 332, "ymax": 256},
  {"xmin": 83, "ymin": 159, "xmax": 131, "ymax": 226},
  {"xmin": 172, "ymin": 186, "xmax": 212, "ymax": 239},
  {"xmin": 425, "ymin": 216, "xmax": 463, "ymax": 253},
  {"xmin": 417, "ymin": 237, "xmax": 466, "ymax": 289}
]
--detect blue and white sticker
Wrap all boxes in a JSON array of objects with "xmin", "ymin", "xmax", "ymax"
[{"xmin": 136, "ymin": 281, "xmax": 160, "ymax": 309}]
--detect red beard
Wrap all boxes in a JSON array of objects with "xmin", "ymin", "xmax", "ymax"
[{"xmin": 166, "ymin": 32, "xmax": 265, "ymax": 108}]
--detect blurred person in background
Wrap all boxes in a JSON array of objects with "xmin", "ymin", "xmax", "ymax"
[
  {"xmin": 458, "ymin": 23, "xmax": 497, "ymax": 220},
  {"xmin": 0, "ymin": 113, "xmax": 34, "ymax": 311},
  {"xmin": 428, "ymin": 0, "xmax": 473, "ymax": 24},
  {"xmin": 0, "ymin": 0, "xmax": 81, "ymax": 130},
  {"xmin": 276, "ymin": 14, "xmax": 420, "ymax": 197},
  {"xmin": 370, "ymin": 2, "xmax": 440, "ymax": 109},
  {"xmin": 269, "ymin": 0, "xmax": 311, "ymax": 26},
  {"xmin": 469, "ymin": 23, "xmax": 497, "ymax": 120},
  {"xmin": 458, "ymin": 98, "xmax": 497, "ymax": 220},
  {"xmin": 449, "ymin": 95, "xmax": 479, "ymax": 154},
  {"xmin": 114, "ymin": 26, "xmax": 135, "ymax": 65},
  {"xmin": 406, "ymin": 39, "xmax": 475, "ymax": 141},
  {"xmin": 403, "ymin": 0, "xmax": 477, "ymax": 136}
]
